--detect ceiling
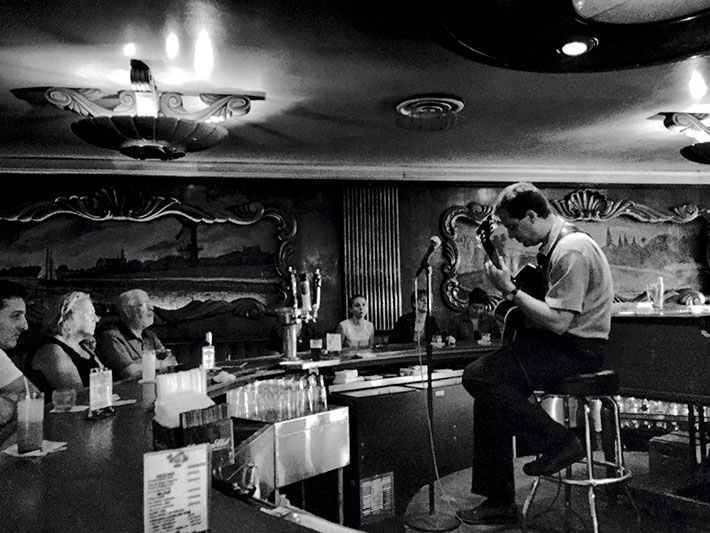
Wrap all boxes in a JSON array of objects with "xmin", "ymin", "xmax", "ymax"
[{"xmin": 3, "ymin": 0, "xmax": 710, "ymax": 183}]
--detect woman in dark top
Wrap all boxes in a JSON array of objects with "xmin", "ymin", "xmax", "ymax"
[
  {"xmin": 388, "ymin": 289, "xmax": 440, "ymax": 345},
  {"xmin": 27, "ymin": 291, "xmax": 103, "ymax": 394}
]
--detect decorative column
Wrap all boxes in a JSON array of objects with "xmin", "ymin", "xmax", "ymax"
[{"xmin": 343, "ymin": 184, "xmax": 402, "ymax": 332}]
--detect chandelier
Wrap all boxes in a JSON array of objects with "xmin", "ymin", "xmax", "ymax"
[
  {"xmin": 660, "ymin": 112, "xmax": 710, "ymax": 165},
  {"xmin": 44, "ymin": 59, "xmax": 265, "ymax": 161}
]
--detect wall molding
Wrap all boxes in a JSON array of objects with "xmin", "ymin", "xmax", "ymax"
[{"xmin": 2, "ymin": 158, "xmax": 710, "ymax": 184}]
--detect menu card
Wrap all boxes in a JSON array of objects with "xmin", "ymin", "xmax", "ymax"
[{"xmin": 144, "ymin": 443, "xmax": 210, "ymax": 533}]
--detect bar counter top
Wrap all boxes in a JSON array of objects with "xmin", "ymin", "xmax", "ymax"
[
  {"xmin": 0, "ymin": 379, "xmax": 326, "ymax": 533},
  {"xmin": 276, "ymin": 340, "xmax": 500, "ymax": 372},
  {"xmin": 612, "ymin": 302, "xmax": 710, "ymax": 318}
]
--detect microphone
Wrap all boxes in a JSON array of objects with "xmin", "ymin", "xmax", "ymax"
[{"xmin": 415, "ymin": 236, "xmax": 442, "ymax": 276}]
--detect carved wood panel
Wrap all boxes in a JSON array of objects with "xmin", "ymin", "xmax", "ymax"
[{"xmin": 439, "ymin": 189, "xmax": 710, "ymax": 310}]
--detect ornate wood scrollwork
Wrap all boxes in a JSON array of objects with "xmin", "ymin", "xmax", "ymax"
[
  {"xmin": 0, "ymin": 184, "xmax": 297, "ymax": 295},
  {"xmin": 439, "ymin": 188, "xmax": 710, "ymax": 311}
]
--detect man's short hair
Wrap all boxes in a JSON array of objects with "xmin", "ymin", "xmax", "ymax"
[
  {"xmin": 494, "ymin": 182, "xmax": 551, "ymax": 220},
  {"xmin": 116, "ymin": 289, "xmax": 150, "ymax": 320},
  {"xmin": 410, "ymin": 289, "xmax": 428, "ymax": 305},
  {"xmin": 0, "ymin": 280, "xmax": 27, "ymax": 310}
]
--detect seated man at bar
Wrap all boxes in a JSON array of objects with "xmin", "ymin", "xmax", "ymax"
[
  {"xmin": 458, "ymin": 182, "xmax": 613, "ymax": 525},
  {"xmin": 0, "ymin": 280, "xmax": 40, "ymax": 435},
  {"xmin": 96, "ymin": 289, "xmax": 174, "ymax": 380},
  {"xmin": 447, "ymin": 287, "xmax": 500, "ymax": 342},
  {"xmin": 387, "ymin": 289, "xmax": 440, "ymax": 345}
]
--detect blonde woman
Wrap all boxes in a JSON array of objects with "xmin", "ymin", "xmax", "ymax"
[
  {"xmin": 28, "ymin": 291, "xmax": 103, "ymax": 394},
  {"xmin": 336, "ymin": 294, "xmax": 375, "ymax": 348}
]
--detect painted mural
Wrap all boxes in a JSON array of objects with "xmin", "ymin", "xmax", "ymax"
[
  {"xmin": 0, "ymin": 185, "xmax": 299, "ymax": 359},
  {"xmin": 440, "ymin": 189, "xmax": 710, "ymax": 310}
]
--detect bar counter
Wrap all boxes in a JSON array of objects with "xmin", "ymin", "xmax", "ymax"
[
  {"xmin": 0, "ymin": 379, "xmax": 321, "ymax": 533},
  {"xmin": 608, "ymin": 305, "xmax": 710, "ymax": 403},
  {"xmin": 0, "ymin": 342, "xmax": 499, "ymax": 532},
  {"xmin": 276, "ymin": 340, "xmax": 500, "ymax": 373}
]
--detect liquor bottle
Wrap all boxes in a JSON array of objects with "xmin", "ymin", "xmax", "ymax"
[{"xmin": 202, "ymin": 331, "xmax": 215, "ymax": 370}]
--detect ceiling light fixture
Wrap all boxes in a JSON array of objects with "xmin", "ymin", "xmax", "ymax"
[
  {"xmin": 437, "ymin": 0, "xmax": 710, "ymax": 72},
  {"xmin": 395, "ymin": 95, "xmax": 464, "ymax": 132},
  {"xmin": 657, "ymin": 112, "xmax": 710, "ymax": 164},
  {"xmin": 43, "ymin": 59, "xmax": 265, "ymax": 161},
  {"xmin": 559, "ymin": 38, "xmax": 597, "ymax": 57}
]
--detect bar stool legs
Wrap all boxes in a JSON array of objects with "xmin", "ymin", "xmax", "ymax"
[{"xmin": 521, "ymin": 394, "xmax": 640, "ymax": 533}]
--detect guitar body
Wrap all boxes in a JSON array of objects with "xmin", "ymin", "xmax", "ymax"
[
  {"xmin": 493, "ymin": 300, "xmax": 525, "ymax": 344},
  {"xmin": 493, "ymin": 264, "xmax": 545, "ymax": 343}
]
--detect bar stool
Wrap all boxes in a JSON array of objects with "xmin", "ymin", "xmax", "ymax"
[{"xmin": 521, "ymin": 370, "xmax": 641, "ymax": 533}]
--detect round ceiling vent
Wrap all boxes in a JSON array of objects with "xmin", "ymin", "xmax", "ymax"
[{"xmin": 395, "ymin": 95, "xmax": 464, "ymax": 132}]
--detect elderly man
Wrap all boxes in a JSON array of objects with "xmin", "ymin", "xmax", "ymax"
[
  {"xmin": 0, "ymin": 280, "xmax": 40, "ymax": 435},
  {"xmin": 96, "ymin": 289, "xmax": 174, "ymax": 380}
]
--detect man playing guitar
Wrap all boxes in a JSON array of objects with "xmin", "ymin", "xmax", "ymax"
[{"xmin": 457, "ymin": 182, "xmax": 614, "ymax": 526}]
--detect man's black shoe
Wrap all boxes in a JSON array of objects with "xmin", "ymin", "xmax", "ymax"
[
  {"xmin": 523, "ymin": 437, "xmax": 586, "ymax": 477},
  {"xmin": 456, "ymin": 500, "xmax": 518, "ymax": 525}
]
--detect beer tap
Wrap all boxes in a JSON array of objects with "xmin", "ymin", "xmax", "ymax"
[{"xmin": 279, "ymin": 267, "xmax": 322, "ymax": 360}]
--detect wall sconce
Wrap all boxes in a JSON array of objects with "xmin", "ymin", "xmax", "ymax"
[
  {"xmin": 659, "ymin": 112, "xmax": 710, "ymax": 165},
  {"xmin": 44, "ymin": 59, "xmax": 265, "ymax": 161}
]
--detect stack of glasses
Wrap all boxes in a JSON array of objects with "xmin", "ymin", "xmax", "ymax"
[{"xmin": 227, "ymin": 374, "xmax": 328, "ymax": 423}]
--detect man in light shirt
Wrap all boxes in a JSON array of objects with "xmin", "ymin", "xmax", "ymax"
[
  {"xmin": 96, "ymin": 289, "xmax": 175, "ymax": 380},
  {"xmin": 0, "ymin": 280, "xmax": 39, "ymax": 433}
]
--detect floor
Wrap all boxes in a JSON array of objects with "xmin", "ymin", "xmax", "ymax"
[{"xmin": 401, "ymin": 452, "xmax": 710, "ymax": 533}]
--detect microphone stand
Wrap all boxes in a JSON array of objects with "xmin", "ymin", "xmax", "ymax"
[{"xmin": 404, "ymin": 264, "xmax": 459, "ymax": 532}]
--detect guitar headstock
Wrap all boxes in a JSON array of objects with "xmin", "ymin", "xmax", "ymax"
[{"xmin": 476, "ymin": 215, "xmax": 500, "ymax": 267}]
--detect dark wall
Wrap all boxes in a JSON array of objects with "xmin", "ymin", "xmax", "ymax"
[
  {"xmin": 397, "ymin": 182, "xmax": 710, "ymax": 334},
  {"xmin": 0, "ymin": 176, "xmax": 345, "ymax": 361},
  {"xmin": 4, "ymin": 175, "xmax": 710, "ymax": 358}
]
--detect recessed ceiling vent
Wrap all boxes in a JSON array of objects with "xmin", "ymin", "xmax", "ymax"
[{"xmin": 395, "ymin": 95, "xmax": 464, "ymax": 132}]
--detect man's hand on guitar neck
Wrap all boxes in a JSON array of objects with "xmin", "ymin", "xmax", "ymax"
[{"xmin": 484, "ymin": 259, "xmax": 516, "ymax": 296}]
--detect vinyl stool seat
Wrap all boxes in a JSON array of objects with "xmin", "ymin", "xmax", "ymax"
[
  {"xmin": 521, "ymin": 370, "xmax": 641, "ymax": 533},
  {"xmin": 547, "ymin": 369, "xmax": 620, "ymax": 397}
]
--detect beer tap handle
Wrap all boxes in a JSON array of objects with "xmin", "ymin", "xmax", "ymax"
[
  {"xmin": 288, "ymin": 266, "xmax": 299, "ymax": 313},
  {"xmin": 299, "ymin": 273, "xmax": 312, "ymax": 316},
  {"xmin": 312, "ymin": 268, "xmax": 322, "ymax": 320}
]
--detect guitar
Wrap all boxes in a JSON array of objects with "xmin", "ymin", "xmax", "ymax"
[{"xmin": 476, "ymin": 216, "xmax": 546, "ymax": 344}]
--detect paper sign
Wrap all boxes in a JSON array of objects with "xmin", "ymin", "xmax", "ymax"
[
  {"xmin": 89, "ymin": 369, "xmax": 113, "ymax": 411},
  {"xmin": 144, "ymin": 443, "xmax": 210, "ymax": 533},
  {"xmin": 326, "ymin": 333, "xmax": 342, "ymax": 353}
]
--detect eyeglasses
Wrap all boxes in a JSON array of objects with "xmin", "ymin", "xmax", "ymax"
[{"xmin": 130, "ymin": 302, "xmax": 154, "ymax": 310}]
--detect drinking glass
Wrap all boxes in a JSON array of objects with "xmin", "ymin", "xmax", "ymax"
[
  {"xmin": 17, "ymin": 392, "xmax": 44, "ymax": 454},
  {"xmin": 52, "ymin": 388, "xmax": 76, "ymax": 412},
  {"xmin": 142, "ymin": 349, "xmax": 156, "ymax": 382}
]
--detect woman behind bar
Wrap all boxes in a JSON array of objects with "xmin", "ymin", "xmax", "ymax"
[
  {"xmin": 447, "ymin": 287, "xmax": 500, "ymax": 342},
  {"xmin": 388, "ymin": 289, "xmax": 440, "ymax": 345},
  {"xmin": 27, "ymin": 291, "xmax": 103, "ymax": 394},
  {"xmin": 336, "ymin": 294, "xmax": 375, "ymax": 348}
]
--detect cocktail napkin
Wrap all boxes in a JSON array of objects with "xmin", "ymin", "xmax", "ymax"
[
  {"xmin": 49, "ymin": 405, "xmax": 89, "ymax": 413},
  {"xmin": 2, "ymin": 440, "xmax": 67, "ymax": 457},
  {"xmin": 112, "ymin": 399, "xmax": 137, "ymax": 407}
]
